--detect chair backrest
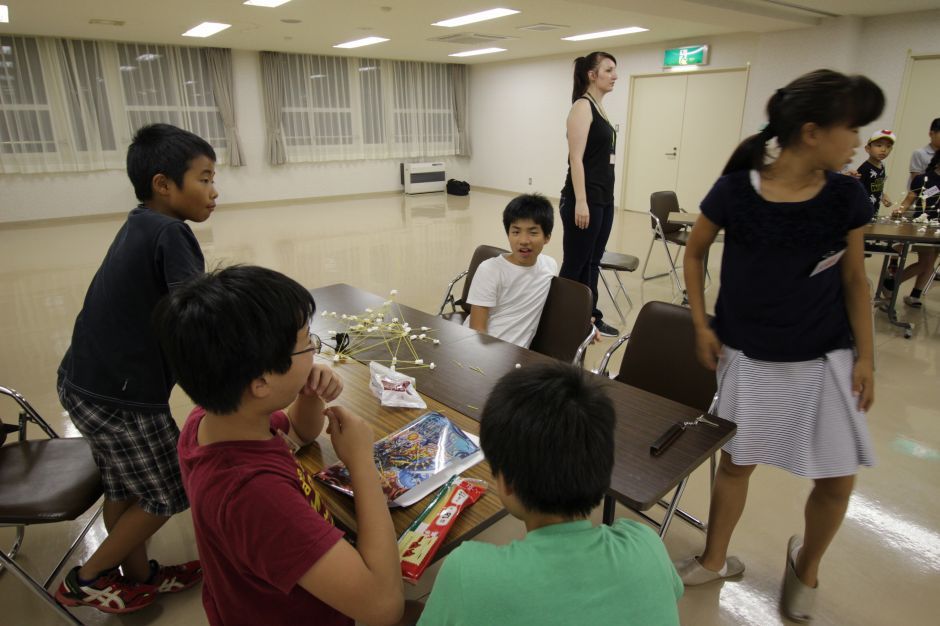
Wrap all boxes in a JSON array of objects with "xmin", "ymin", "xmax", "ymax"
[
  {"xmin": 650, "ymin": 191, "xmax": 682, "ymax": 234},
  {"xmin": 529, "ymin": 277, "xmax": 594, "ymax": 363},
  {"xmin": 615, "ymin": 301, "xmax": 716, "ymax": 412},
  {"xmin": 458, "ymin": 244, "xmax": 509, "ymax": 313}
]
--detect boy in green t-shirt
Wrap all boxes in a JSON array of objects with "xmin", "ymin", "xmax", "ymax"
[{"xmin": 418, "ymin": 363, "xmax": 683, "ymax": 626}]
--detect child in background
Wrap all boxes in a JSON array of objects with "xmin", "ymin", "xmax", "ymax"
[
  {"xmin": 418, "ymin": 363, "xmax": 683, "ymax": 626},
  {"xmin": 157, "ymin": 265, "xmax": 404, "ymax": 626},
  {"xmin": 888, "ymin": 150, "xmax": 940, "ymax": 307},
  {"xmin": 465, "ymin": 194, "xmax": 558, "ymax": 348},
  {"xmin": 857, "ymin": 130, "xmax": 895, "ymax": 216},
  {"xmin": 678, "ymin": 69, "xmax": 881, "ymax": 622},
  {"xmin": 56, "ymin": 124, "xmax": 216, "ymax": 613}
]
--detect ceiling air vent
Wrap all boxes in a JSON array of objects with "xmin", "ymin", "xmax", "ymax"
[
  {"xmin": 430, "ymin": 33, "xmax": 515, "ymax": 45},
  {"xmin": 517, "ymin": 23, "xmax": 568, "ymax": 32}
]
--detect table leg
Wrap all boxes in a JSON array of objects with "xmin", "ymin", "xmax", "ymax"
[{"xmin": 882, "ymin": 243, "xmax": 914, "ymax": 338}]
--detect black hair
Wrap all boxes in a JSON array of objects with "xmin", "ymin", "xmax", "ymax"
[
  {"xmin": 723, "ymin": 69, "xmax": 884, "ymax": 175},
  {"xmin": 571, "ymin": 51, "xmax": 617, "ymax": 103},
  {"xmin": 154, "ymin": 265, "xmax": 315, "ymax": 414},
  {"xmin": 480, "ymin": 363, "xmax": 615, "ymax": 518},
  {"xmin": 502, "ymin": 193, "xmax": 554, "ymax": 236},
  {"xmin": 127, "ymin": 123, "xmax": 216, "ymax": 202},
  {"xmin": 930, "ymin": 118, "xmax": 940, "ymax": 133},
  {"xmin": 927, "ymin": 150, "xmax": 940, "ymax": 174}
]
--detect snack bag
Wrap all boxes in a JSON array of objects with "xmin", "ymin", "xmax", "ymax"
[
  {"xmin": 398, "ymin": 477, "xmax": 486, "ymax": 583},
  {"xmin": 369, "ymin": 361, "xmax": 427, "ymax": 409}
]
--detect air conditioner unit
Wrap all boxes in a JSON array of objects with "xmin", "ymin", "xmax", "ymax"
[{"xmin": 401, "ymin": 162, "xmax": 446, "ymax": 194}]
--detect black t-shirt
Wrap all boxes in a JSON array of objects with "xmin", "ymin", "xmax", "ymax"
[
  {"xmin": 59, "ymin": 206, "xmax": 205, "ymax": 411},
  {"xmin": 909, "ymin": 170, "xmax": 940, "ymax": 219},
  {"xmin": 857, "ymin": 160, "xmax": 886, "ymax": 216},
  {"xmin": 562, "ymin": 97, "xmax": 616, "ymax": 204},
  {"xmin": 701, "ymin": 170, "xmax": 871, "ymax": 362}
]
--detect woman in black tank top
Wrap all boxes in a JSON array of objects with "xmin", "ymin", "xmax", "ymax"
[{"xmin": 559, "ymin": 51, "xmax": 620, "ymax": 337}]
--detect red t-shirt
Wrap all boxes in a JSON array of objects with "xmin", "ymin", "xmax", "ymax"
[{"xmin": 178, "ymin": 407, "xmax": 352, "ymax": 626}]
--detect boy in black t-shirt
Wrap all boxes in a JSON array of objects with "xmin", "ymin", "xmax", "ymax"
[
  {"xmin": 857, "ymin": 130, "xmax": 895, "ymax": 216},
  {"xmin": 55, "ymin": 124, "xmax": 217, "ymax": 614}
]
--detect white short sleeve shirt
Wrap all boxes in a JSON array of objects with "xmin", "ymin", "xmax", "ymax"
[{"xmin": 463, "ymin": 254, "xmax": 558, "ymax": 348}]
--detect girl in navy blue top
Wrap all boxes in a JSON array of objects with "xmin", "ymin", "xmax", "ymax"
[
  {"xmin": 675, "ymin": 69, "xmax": 884, "ymax": 623},
  {"xmin": 888, "ymin": 150, "xmax": 940, "ymax": 307}
]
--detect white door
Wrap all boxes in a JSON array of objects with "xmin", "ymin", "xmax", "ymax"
[
  {"xmin": 676, "ymin": 71, "xmax": 748, "ymax": 208},
  {"xmin": 623, "ymin": 74, "xmax": 685, "ymax": 212},
  {"xmin": 890, "ymin": 56, "xmax": 940, "ymax": 195},
  {"xmin": 622, "ymin": 69, "xmax": 748, "ymax": 213}
]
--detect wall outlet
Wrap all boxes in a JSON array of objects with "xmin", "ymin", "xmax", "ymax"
[{"xmin": 528, "ymin": 177, "xmax": 532, "ymax": 185}]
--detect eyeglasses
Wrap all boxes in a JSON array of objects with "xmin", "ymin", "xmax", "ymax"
[{"xmin": 291, "ymin": 332, "xmax": 321, "ymax": 357}]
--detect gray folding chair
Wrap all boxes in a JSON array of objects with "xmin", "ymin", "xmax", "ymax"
[
  {"xmin": 437, "ymin": 244, "xmax": 508, "ymax": 324},
  {"xmin": 530, "ymin": 277, "xmax": 596, "ymax": 368},
  {"xmin": 599, "ymin": 251, "xmax": 639, "ymax": 325},
  {"xmin": 597, "ymin": 301, "xmax": 718, "ymax": 537},
  {"xmin": 0, "ymin": 385, "xmax": 104, "ymax": 625}
]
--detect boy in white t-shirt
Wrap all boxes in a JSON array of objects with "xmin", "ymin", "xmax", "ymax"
[{"xmin": 464, "ymin": 194, "xmax": 558, "ymax": 348}]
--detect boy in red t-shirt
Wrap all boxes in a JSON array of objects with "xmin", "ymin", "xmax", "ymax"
[{"xmin": 155, "ymin": 265, "xmax": 404, "ymax": 626}]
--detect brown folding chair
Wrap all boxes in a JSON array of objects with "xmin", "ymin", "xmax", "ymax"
[
  {"xmin": 529, "ymin": 277, "xmax": 596, "ymax": 367},
  {"xmin": 642, "ymin": 191, "xmax": 689, "ymax": 292},
  {"xmin": 0, "ymin": 385, "xmax": 103, "ymax": 626},
  {"xmin": 597, "ymin": 301, "xmax": 717, "ymax": 537},
  {"xmin": 599, "ymin": 251, "xmax": 639, "ymax": 325},
  {"xmin": 437, "ymin": 244, "xmax": 509, "ymax": 324}
]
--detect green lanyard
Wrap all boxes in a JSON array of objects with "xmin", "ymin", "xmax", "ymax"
[{"xmin": 583, "ymin": 93, "xmax": 616, "ymax": 151}]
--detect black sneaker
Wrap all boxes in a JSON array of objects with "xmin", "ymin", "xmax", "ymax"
[{"xmin": 595, "ymin": 320, "xmax": 620, "ymax": 337}]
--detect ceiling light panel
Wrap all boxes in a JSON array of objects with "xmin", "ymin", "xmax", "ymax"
[
  {"xmin": 562, "ymin": 27, "xmax": 648, "ymax": 41},
  {"xmin": 333, "ymin": 36, "xmax": 389, "ymax": 49},
  {"xmin": 182, "ymin": 22, "xmax": 231, "ymax": 38},
  {"xmin": 449, "ymin": 48, "xmax": 506, "ymax": 57},
  {"xmin": 244, "ymin": 0, "xmax": 292, "ymax": 6},
  {"xmin": 433, "ymin": 8, "xmax": 519, "ymax": 28}
]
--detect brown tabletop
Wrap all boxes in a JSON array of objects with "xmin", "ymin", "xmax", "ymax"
[
  {"xmin": 295, "ymin": 356, "xmax": 506, "ymax": 561},
  {"xmin": 310, "ymin": 283, "xmax": 736, "ymax": 511}
]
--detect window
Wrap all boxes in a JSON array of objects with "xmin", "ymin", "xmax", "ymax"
[
  {"xmin": 0, "ymin": 36, "xmax": 237, "ymax": 174},
  {"xmin": 263, "ymin": 52, "xmax": 467, "ymax": 163}
]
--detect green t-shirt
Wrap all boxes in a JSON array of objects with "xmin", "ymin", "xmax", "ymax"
[{"xmin": 418, "ymin": 519, "xmax": 683, "ymax": 626}]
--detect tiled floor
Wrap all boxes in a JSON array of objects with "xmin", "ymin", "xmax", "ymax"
[{"xmin": 1, "ymin": 189, "xmax": 938, "ymax": 625}]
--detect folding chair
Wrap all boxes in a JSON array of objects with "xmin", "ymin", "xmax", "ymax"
[
  {"xmin": 642, "ymin": 191, "xmax": 689, "ymax": 293},
  {"xmin": 437, "ymin": 244, "xmax": 508, "ymax": 324},
  {"xmin": 529, "ymin": 277, "xmax": 596, "ymax": 368},
  {"xmin": 597, "ymin": 301, "xmax": 718, "ymax": 537},
  {"xmin": 0, "ymin": 385, "xmax": 104, "ymax": 626},
  {"xmin": 598, "ymin": 251, "xmax": 639, "ymax": 325}
]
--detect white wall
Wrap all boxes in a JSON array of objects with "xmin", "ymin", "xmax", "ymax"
[
  {"xmin": 0, "ymin": 49, "xmax": 470, "ymax": 223},
  {"xmin": 468, "ymin": 10, "xmax": 940, "ymax": 209}
]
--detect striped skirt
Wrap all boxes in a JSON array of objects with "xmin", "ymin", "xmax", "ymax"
[{"xmin": 716, "ymin": 346, "xmax": 875, "ymax": 479}]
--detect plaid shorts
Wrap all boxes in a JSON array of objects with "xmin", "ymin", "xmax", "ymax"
[{"xmin": 57, "ymin": 384, "xmax": 189, "ymax": 517}]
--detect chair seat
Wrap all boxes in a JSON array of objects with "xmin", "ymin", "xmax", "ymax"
[
  {"xmin": 600, "ymin": 252, "xmax": 639, "ymax": 272},
  {"xmin": 0, "ymin": 439, "xmax": 102, "ymax": 524},
  {"xmin": 663, "ymin": 230, "xmax": 690, "ymax": 246}
]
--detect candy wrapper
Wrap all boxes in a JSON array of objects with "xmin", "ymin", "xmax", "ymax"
[
  {"xmin": 398, "ymin": 477, "xmax": 487, "ymax": 583},
  {"xmin": 369, "ymin": 361, "xmax": 427, "ymax": 409}
]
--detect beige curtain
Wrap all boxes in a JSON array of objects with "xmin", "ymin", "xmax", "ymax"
[
  {"xmin": 260, "ymin": 51, "xmax": 287, "ymax": 165},
  {"xmin": 205, "ymin": 48, "xmax": 245, "ymax": 166}
]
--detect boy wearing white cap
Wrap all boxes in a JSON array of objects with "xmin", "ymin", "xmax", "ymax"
[{"xmin": 858, "ymin": 129, "xmax": 895, "ymax": 215}]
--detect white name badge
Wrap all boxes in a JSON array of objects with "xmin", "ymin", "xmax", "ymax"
[
  {"xmin": 610, "ymin": 153, "xmax": 616, "ymax": 165},
  {"xmin": 923, "ymin": 185, "xmax": 939, "ymax": 199},
  {"xmin": 810, "ymin": 249, "xmax": 846, "ymax": 277}
]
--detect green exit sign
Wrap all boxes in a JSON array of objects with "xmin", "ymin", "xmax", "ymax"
[{"xmin": 664, "ymin": 45, "xmax": 709, "ymax": 67}]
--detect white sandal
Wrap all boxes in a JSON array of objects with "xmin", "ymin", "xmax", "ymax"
[
  {"xmin": 674, "ymin": 555, "xmax": 745, "ymax": 586},
  {"xmin": 782, "ymin": 535, "xmax": 817, "ymax": 622}
]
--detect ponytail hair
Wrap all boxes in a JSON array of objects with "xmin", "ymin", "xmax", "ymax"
[
  {"xmin": 572, "ymin": 51, "xmax": 617, "ymax": 103},
  {"xmin": 723, "ymin": 69, "xmax": 885, "ymax": 175},
  {"xmin": 927, "ymin": 149, "xmax": 940, "ymax": 175}
]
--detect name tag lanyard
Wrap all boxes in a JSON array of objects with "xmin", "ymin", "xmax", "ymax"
[{"xmin": 583, "ymin": 93, "xmax": 617, "ymax": 161}]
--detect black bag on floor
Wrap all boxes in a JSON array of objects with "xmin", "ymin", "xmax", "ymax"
[{"xmin": 446, "ymin": 179, "xmax": 470, "ymax": 196}]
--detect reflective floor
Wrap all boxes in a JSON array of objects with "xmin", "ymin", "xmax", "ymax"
[{"xmin": 1, "ymin": 189, "xmax": 938, "ymax": 625}]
